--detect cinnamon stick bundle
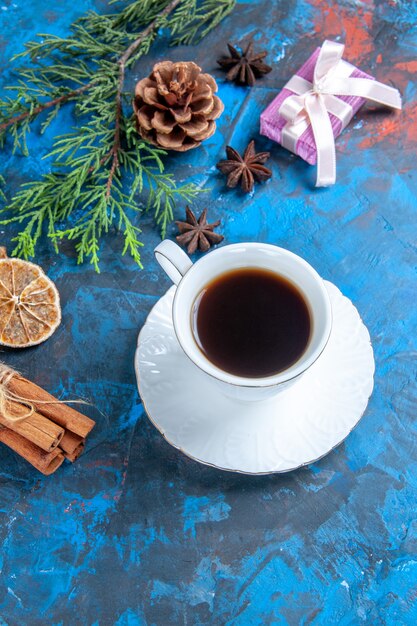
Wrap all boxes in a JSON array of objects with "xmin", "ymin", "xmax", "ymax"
[
  {"xmin": 8, "ymin": 376, "xmax": 95, "ymax": 438},
  {"xmin": 0, "ymin": 370, "xmax": 95, "ymax": 475}
]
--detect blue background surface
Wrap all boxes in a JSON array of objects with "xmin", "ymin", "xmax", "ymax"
[{"xmin": 0, "ymin": 0, "xmax": 417, "ymax": 624}]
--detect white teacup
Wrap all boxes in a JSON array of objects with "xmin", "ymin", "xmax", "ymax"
[{"xmin": 154, "ymin": 240, "xmax": 332, "ymax": 401}]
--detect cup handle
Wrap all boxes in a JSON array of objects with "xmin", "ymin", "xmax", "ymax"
[{"xmin": 154, "ymin": 240, "xmax": 193, "ymax": 285}]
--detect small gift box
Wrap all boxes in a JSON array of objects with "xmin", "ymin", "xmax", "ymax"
[{"xmin": 260, "ymin": 40, "xmax": 402, "ymax": 186}]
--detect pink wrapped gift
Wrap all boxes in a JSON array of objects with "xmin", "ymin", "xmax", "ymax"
[{"xmin": 260, "ymin": 40, "xmax": 402, "ymax": 186}]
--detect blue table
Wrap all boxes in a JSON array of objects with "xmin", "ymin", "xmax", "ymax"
[{"xmin": 1, "ymin": 1, "xmax": 416, "ymax": 623}]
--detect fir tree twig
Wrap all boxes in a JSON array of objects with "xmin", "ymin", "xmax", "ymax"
[
  {"xmin": 0, "ymin": 0, "xmax": 235, "ymax": 270},
  {"xmin": 0, "ymin": 83, "xmax": 93, "ymax": 134},
  {"xmin": 107, "ymin": 0, "xmax": 183, "ymax": 198}
]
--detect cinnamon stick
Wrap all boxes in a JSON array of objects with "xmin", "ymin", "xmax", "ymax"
[
  {"xmin": 8, "ymin": 376, "xmax": 95, "ymax": 438},
  {"xmin": 62, "ymin": 440, "xmax": 85, "ymax": 463},
  {"xmin": 0, "ymin": 428, "xmax": 65, "ymax": 475},
  {"xmin": 60, "ymin": 430, "xmax": 85, "ymax": 455},
  {"xmin": 0, "ymin": 401, "xmax": 64, "ymax": 452}
]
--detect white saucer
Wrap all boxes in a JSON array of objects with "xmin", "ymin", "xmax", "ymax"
[{"xmin": 135, "ymin": 281, "xmax": 374, "ymax": 474}]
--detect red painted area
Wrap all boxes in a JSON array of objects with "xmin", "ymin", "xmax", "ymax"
[
  {"xmin": 395, "ymin": 60, "xmax": 417, "ymax": 73},
  {"xmin": 309, "ymin": 0, "xmax": 374, "ymax": 62},
  {"xmin": 358, "ymin": 105, "xmax": 417, "ymax": 149},
  {"xmin": 307, "ymin": 1, "xmax": 415, "ymax": 151},
  {"xmin": 357, "ymin": 56, "xmax": 417, "ymax": 149},
  {"xmin": 374, "ymin": 59, "xmax": 417, "ymax": 92}
]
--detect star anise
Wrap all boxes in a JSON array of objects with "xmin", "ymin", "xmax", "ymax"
[
  {"xmin": 216, "ymin": 140, "xmax": 272, "ymax": 193},
  {"xmin": 175, "ymin": 207, "xmax": 224, "ymax": 254},
  {"xmin": 217, "ymin": 41, "xmax": 272, "ymax": 87}
]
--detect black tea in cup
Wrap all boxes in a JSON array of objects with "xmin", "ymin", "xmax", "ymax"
[{"xmin": 192, "ymin": 268, "xmax": 311, "ymax": 378}]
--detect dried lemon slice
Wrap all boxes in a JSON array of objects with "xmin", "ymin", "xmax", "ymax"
[{"xmin": 0, "ymin": 248, "xmax": 61, "ymax": 348}]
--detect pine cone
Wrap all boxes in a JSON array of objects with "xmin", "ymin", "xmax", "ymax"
[{"xmin": 133, "ymin": 61, "xmax": 224, "ymax": 152}]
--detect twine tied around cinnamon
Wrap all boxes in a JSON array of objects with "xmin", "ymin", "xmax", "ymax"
[
  {"xmin": 0, "ymin": 363, "xmax": 34, "ymax": 423},
  {"xmin": 0, "ymin": 362, "xmax": 88, "ymax": 424}
]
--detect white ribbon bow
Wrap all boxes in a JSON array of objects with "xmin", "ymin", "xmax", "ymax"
[{"xmin": 279, "ymin": 40, "xmax": 402, "ymax": 187}]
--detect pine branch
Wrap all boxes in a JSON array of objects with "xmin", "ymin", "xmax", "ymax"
[
  {"xmin": 170, "ymin": 0, "xmax": 236, "ymax": 45},
  {"xmin": 0, "ymin": 83, "xmax": 93, "ymax": 134},
  {"xmin": 119, "ymin": 0, "xmax": 183, "ymax": 65},
  {"xmin": 0, "ymin": 0, "xmax": 236, "ymax": 269},
  {"xmin": 0, "ymin": 175, "xmax": 5, "ymax": 202},
  {"xmin": 105, "ymin": 0, "xmax": 183, "ymax": 198}
]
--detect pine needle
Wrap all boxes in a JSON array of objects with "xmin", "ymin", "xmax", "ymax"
[{"xmin": 0, "ymin": 0, "xmax": 235, "ymax": 269}]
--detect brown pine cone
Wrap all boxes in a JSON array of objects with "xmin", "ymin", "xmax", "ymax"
[{"xmin": 133, "ymin": 61, "xmax": 224, "ymax": 152}]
